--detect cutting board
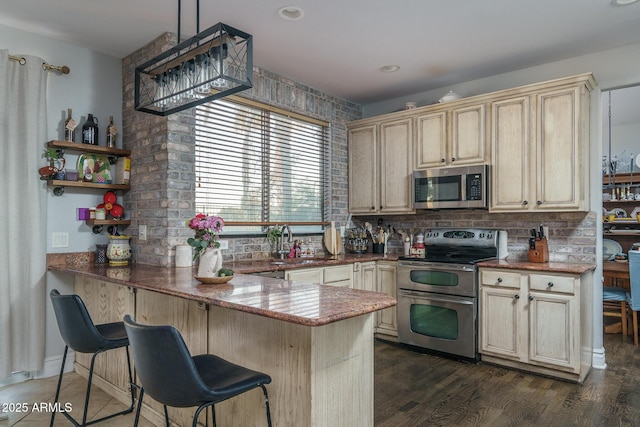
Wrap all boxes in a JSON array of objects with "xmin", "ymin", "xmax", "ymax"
[{"xmin": 323, "ymin": 222, "xmax": 343, "ymax": 255}]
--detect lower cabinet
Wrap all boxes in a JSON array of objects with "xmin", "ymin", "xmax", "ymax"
[
  {"xmin": 285, "ymin": 264, "xmax": 353, "ymax": 288},
  {"xmin": 374, "ymin": 261, "xmax": 398, "ymax": 339},
  {"xmin": 479, "ymin": 267, "xmax": 593, "ymax": 382}
]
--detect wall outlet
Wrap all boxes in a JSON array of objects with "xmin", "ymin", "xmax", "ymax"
[
  {"xmin": 52, "ymin": 232, "xmax": 69, "ymax": 248},
  {"xmin": 139, "ymin": 224, "xmax": 147, "ymax": 241},
  {"xmin": 218, "ymin": 239, "xmax": 229, "ymax": 250}
]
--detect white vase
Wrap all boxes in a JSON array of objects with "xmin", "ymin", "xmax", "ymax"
[{"xmin": 197, "ymin": 247, "xmax": 223, "ymax": 277}]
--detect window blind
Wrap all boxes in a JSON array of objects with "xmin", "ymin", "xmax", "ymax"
[{"xmin": 195, "ymin": 98, "xmax": 330, "ymax": 234}]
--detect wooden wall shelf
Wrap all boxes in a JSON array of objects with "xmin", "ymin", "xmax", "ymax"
[
  {"xmin": 47, "ymin": 140, "xmax": 131, "ymax": 157},
  {"xmin": 603, "ymin": 173, "xmax": 640, "ymax": 185}
]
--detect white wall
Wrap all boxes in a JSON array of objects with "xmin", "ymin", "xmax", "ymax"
[{"xmin": 1, "ymin": 22, "xmax": 122, "ymax": 370}]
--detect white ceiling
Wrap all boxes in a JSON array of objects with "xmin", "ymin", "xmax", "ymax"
[{"xmin": 2, "ymin": 0, "xmax": 640, "ymax": 108}]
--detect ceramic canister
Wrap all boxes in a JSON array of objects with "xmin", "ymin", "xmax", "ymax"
[{"xmin": 106, "ymin": 235, "xmax": 131, "ymax": 266}]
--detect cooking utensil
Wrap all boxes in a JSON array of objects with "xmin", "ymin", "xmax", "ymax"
[{"xmin": 323, "ymin": 221, "xmax": 342, "ymax": 255}]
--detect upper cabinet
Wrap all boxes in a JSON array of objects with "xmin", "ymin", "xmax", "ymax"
[
  {"xmin": 348, "ymin": 117, "xmax": 414, "ymax": 215},
  {"xmin": 347, "ymin": 73, "xmax": 596, "ymax": 215},
  {"xmin": 415, "ymin": 102, "xmax": 487, "ymax": 169},
  {"xmin": 490, "ymin": 75, "xmax": 594, "ymax": 212}
]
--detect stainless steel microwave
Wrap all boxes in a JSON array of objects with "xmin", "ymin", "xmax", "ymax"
[{"xmin": 413, "ymin": 165, "xmax": 488, "ymax": 209}]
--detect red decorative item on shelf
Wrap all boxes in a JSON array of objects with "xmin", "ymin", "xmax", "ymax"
[
  {"xmin": 99, "ymin": 191, "xmax": 124, "ymax": 219},
  {"xmin": 110, "ymin": 204, "xmax": 124, "ymax": 219}
]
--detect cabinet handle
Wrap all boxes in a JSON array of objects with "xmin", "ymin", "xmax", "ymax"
[
  {"xmin": 514, "ymin": 294, "xmax": 520, "ymax": 300},
  {"xmin": 523, "ymin": 200, "xmax": 528, "ymax": 206},
  {"xmin": 528, "ymin": 295, "xmax": 534, "ymax": 301},
  {"xmin": 537, "ymin": 200, "xmax": 542, "ymax": 205},
  {"xmin": 441, "ymin": 158, "xmax": 446, "ymax": 163},
  {"xmin": 547, "ymin": 282, "xmax": 554, "ymax": 288},
  {"xmin": 371, "ymin": 206, "xmax": 375, "ymax": 210},
  {"xmin": 497, "ymin": 277, "xmax": 503, "ymax": 283},
  {"xmin": 451, "ymin": 157, "xmax": 456, "ymax": 162}
]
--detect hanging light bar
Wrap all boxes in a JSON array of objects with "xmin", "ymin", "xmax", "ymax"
[{"xmin": 135, "ymin": 20, "xmax": 253, "ymax": 116}]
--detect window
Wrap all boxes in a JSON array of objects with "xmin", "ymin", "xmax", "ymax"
[{"xmin": 195, "ymin": 97, "xmax": 330, "ymax": 234}]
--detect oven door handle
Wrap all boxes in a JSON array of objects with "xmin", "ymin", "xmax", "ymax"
[
  {"xmin": 398, "ymin": 262, "xmax": 476, "ymax": 272},
  {"xmin": 399, "ymin": 289, "xmax": 475, "ymax": 305}
]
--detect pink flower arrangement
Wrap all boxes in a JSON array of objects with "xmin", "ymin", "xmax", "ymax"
[{"xmin": 186, "ymin": 213, "xmax": 225, "ymax": 260}]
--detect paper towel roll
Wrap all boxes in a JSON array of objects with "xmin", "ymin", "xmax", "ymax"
[{"xmin": 175, "ymin": 245, "xmax": 192, "ymax": 267}]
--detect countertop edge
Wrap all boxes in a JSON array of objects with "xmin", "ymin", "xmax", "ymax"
[
  {"xmin": 477, "ymin": 259, "xmax": 596, "ymax": 275},
  {"xmin": 48, "ymin": 264, "xmax": 397, "ymax": 327}
]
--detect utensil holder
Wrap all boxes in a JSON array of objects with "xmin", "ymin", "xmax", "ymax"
[{"xmin": 528, "ymin": 238, "xmax": 549, "ymax": 263}]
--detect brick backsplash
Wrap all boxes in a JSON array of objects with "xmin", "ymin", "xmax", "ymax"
[
  {"xmin": 121, "ymin": 32, "xmax": 361, "ymax": 266},
  {"xmin": 354, "ymin": 210, "xmax": 597, "ymax": 264}
]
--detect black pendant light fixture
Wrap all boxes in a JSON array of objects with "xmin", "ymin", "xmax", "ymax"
[{"xmin": 135, "ymin": 0, "xmax": 253, "ymax": 116}]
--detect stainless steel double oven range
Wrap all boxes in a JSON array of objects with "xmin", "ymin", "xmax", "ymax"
[{"xmin": 397, "ymin": 228, "xmax": 507, "ymax": 361}]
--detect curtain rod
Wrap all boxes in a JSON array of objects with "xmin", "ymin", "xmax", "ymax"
[{"xmin": 8, "ymin": 54, "xmax": 70, "ymax": 75}]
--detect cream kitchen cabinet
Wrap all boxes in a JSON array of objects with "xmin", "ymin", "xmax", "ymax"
[
  {"xmin": 353, "ymin": 261, "xmax": 376, "ymax": 292},
  {"xmin": 348, "ymin": 116, "xmax": 414, "ymax": 214},
  {"xmin": 479, "ymin": 266, "xmax": 593, "ymax": 382},
  {"xmin": 285, "ymin": 264, "xmax": 353, "ymax": 288},
  {"xmin": 490, "ymin": 74, "xmax": 595, "ymax": 212},
  {"xmin": 375, "ymin": 261, "xmax": 397, "ymax": 339},
  {"xmin": 415, "ymin": 102, "xmax": 487, "ymax": 169}
]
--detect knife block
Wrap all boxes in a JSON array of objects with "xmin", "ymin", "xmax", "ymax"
[{"xmin": 528, "ymin": 238, "xmax": 549, "ymax": 263}]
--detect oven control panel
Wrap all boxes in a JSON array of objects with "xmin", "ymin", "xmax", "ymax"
[{"xmin": 425, "ymin": 228, "xmax": 496, "ymax": 245}]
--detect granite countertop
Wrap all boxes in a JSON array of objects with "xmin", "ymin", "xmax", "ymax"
[
  {"xmin": 477, "ymin": 259, "xmax": 596, "ymax": 275},
  {"xmin": 48, "ymin": 261, "xmax": 397, "ymax": 327}
]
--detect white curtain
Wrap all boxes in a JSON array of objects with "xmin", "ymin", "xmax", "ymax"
[{"xmin": 0, "ymin": 50, "xmax": 48, "ymax": 378}]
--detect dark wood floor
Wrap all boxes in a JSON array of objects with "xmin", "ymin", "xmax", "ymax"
[
  {"xmin": 374, "ymin": 334, "xmax": 640, "ymax": 427},
  {"xmin": 2, "ymin": 333, "xmax": 639, "ymax": 426}
]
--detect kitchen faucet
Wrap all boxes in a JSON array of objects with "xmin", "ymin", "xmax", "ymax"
[{"xmin": 278, "ymin": 224, "xmax": 292, "ymax": 259}]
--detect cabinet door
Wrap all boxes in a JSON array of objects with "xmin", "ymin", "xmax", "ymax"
[
  {"xmin": 415, "ymin": 111, "xmax": 448, "ymax": 169},
  {"xmin": 285, "ymin": 267, "xmax": 323, "ymax": 284},
  {"xmin": 353, "ymin": 262, "xmax": 376, "ymax": 292},
  {"xmin": 375, "ymin": 262, "xmax": 397, "ymax": 336},
  {"xmin": 379, "ymin": 118, "xmax": 414, "ymax": 214},
  {"xmin": 490, "ymin": 96, "xmax": 531, "ymax": 212},
  {"xmin": 528, "ymin": 290, "xmax": 579, "ymax": 372},
  {"xmin": 450, "ymin": 103, "xmax": 487, "ymax": 166},
  {"xmin": 480, "ymin": 285, "xmax": 526, "ymax": 361},
  {"xmin": 534, "ymin": 86, "xmax": 585, "ymax": 211},
  {"xmin": 348, "ymin": 124, "xmax": 378, "ymax": 213}
]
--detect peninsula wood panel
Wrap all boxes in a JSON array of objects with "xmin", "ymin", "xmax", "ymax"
[
  {"xmin": 74, "ymin": 276, "xmax": 135, "ymax": 398},
  {"xmin": 207, "ymin": 305, "xmax": 375, "ymax": 427},
  {"xmin": 134, "ymin": 289, "xmax": 209, "ymax": 427}
]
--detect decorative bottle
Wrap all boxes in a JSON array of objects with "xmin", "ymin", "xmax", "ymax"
[
  {"xmin": 64, "ymin": 108, "xmax": 76, "ymax": 142},
  {"xmin": 106, "ymin": 116, "xmax": 117, "ymax": 148},
  {"xmin": 82, "ymin": 114, "xmax": 98, "ymax": 145}
]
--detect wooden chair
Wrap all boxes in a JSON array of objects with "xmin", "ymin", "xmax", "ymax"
[{"xmin": 603, "ymin": 286, "xmax": 628, "ymax": 337}]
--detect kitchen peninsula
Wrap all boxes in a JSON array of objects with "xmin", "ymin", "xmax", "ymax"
[{"xmin": 48, "ymin": 261, "xmax": 396, "ymax": 426}]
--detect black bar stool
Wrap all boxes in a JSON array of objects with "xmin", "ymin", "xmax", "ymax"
[
  {"xmin": 123, "ymin": 315, "xmax": 272, "ymax": 427},
  {"xmin": 49, "ymin": 289, "xmax": 135, "ymax": 426}
]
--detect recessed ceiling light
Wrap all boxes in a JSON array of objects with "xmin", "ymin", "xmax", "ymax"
[
  {"xmin": 379, "ymin": 65, "xmax": 400, "ymax": 73},
  {"xmin": 278, "ymin": 6, "xmax": 304, "ymax": 20},
  {"xmin": 611, "ymin": 0, "xmax": 639, "ymax": 5}
]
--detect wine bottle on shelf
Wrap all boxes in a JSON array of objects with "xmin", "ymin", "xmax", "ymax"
[
  {"xmin": 64, "ymin": 108, "xmax": 77, "ymax": 142},
  {"xmin": 82, "ymin": 113, "xmax": 98, "ymax": 145},
  {"xmin": 106, "ymin": 116, "xmax": 117, "ymax": 148}
]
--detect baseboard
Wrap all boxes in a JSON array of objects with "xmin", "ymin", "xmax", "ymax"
[
  {"xmin": 32, "ymin": 350, "xmax": 75, "ymax": 379},
  {"xmin": 592, "ymin": 346, "xmax": 607, "ymax": 370}
]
